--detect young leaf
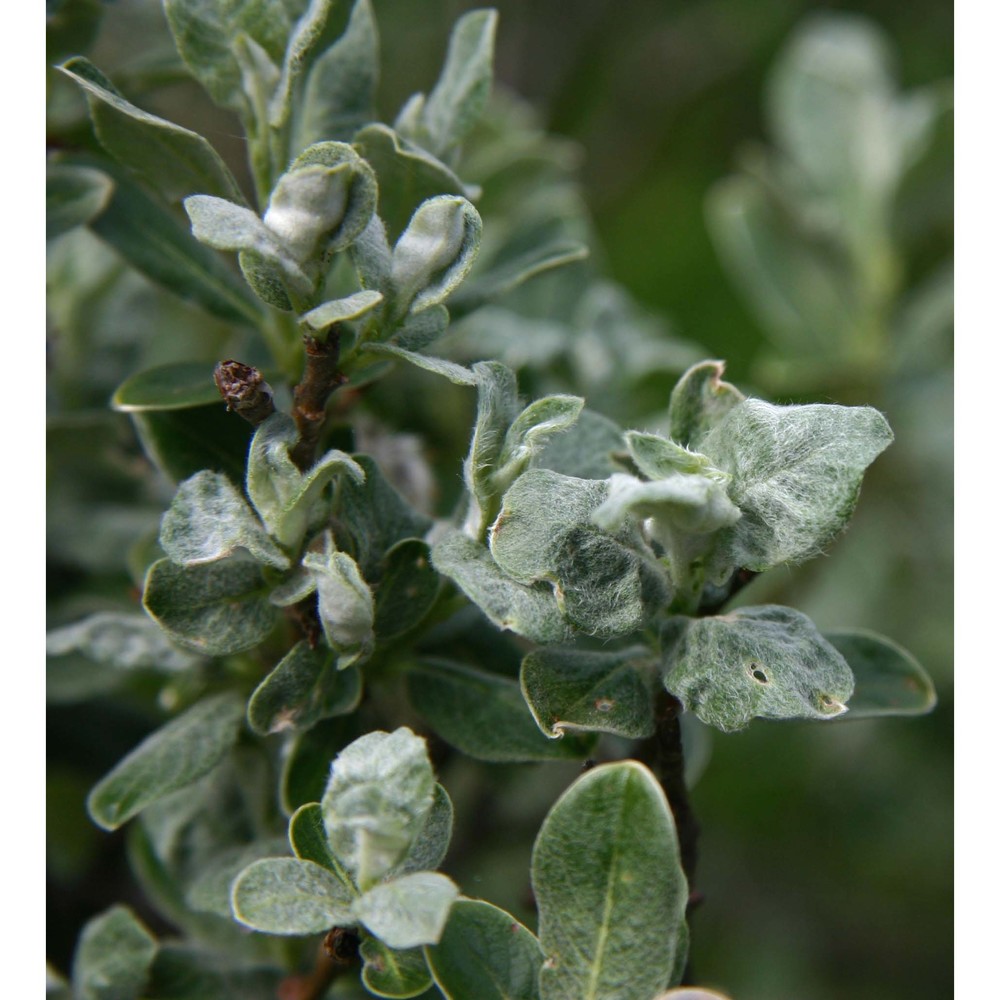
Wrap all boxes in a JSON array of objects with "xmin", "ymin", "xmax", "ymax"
[
  {"xmin": 321, "ymin": 727, "xmax": 436, "ymax": 889},
  {"xmin": 302, "ymin": 535, "xmax": 375, "ymax": 668},
  {"xmin": 430, "ymin": 531, "xmax": 576, "ymax": 645},
  {"xmin": 247, "ymin": 641, "xmax": 363, "ymax": 735},
  {"xmin": 361, "ymin": 343, "xmax": 476, "ymax": 386},
  {"xmin": 143, "ymin": 557, "xmax": 277, "ymax": 656},
  {"xmin": 160, "ymin": 470, "xmax": 291, "ymax": 569},
  {"xmin": 407, "ymin": 659, "xmax": 595, "ymax": 762},
  {"xmin": 361, "ymin": 937, "xmax": 434, "ymax": 999},
  {"xmin": 521, "ymin": 646, "xmax": 657, "ymax": 740},
  {"xmin": 46, "ymin": 612, "xmax": 200, "ymax": 672},
  {"xmin": 489, "ymin": 469, "xmax": 670, "ymax": 637},
  {"xmin": 417, "ymin": 9, "xmax": 497, "ymax": 158},
  {"xmin": 281, "ymin": 716, "xmax": 361, "ymax": 814},
  {"xmin": 46, "ymin": 162, "xmax": 113, "ymax": 240},
  {"xmin": 494, "ymin": 394, "xmax": 584, "ymax": 490},
  {"xmin": 294, "ymin": 0, "xmax": 379, "ymax": 150},
  {"xmin": 72, "ymin": 905, "xmax": 157, "ymax": 1000},
  {"xmin": 289, "ymin": 802, "xmax": 347, "ymax": 876},
  {"xmin": 231, "ymin": 857, "xmax": 355, "ymax": 934},
  {"xmin": 185, "ymin": 836, "xmax": 292, "ymax": 917},
  {"xmin": 354, "ymin": 872, "xmax": 459, "ymax": 949},
  {"xmin": 395, "ymin": 784, "xmax": 454, "ymax": 876},
  {"xmin": 825, "ymin": 629, "xmax": 936, "ymax": 718},
  {"xmin": 661, "ymin": 605, "xmax": 856, "ymax": 732},
  {"xmin": 59, "ymin": 57, "xmax": 245, "ymax": 204},
  {"xmin": 533, "ymin": 409, "xmax": 626, "ymax": 481},
  {"xmin": 531, "ymin": 761, "xmax": 688, "ymax": 1000},
  {"xmin": 667, "ymin": 361, "xmax": 745, "ymax": 449},
  {"xmin": 389, "ymin": 195, "xmax": 482, "ymax": 317},
  {"xmin": 425, "ymin": 899, "xmax": 543, "ymax": 1000},
  {"xmin": 268, "ymin": 0, "xmax": 338, "ymax": 128},
  {"xmin": 301, "ymin": 289, "xmax": 384, "ymax": 329},
  {"xmin": 700, "ymin": 398, "xmax": 893, "ymax": 570},
  {"xmin": 395, "ymin": 303, "xmax": 451, "ymax": 350},
  {"xmin": 87, "ymin": 692, "xmax": 243, "ymax": 830}
]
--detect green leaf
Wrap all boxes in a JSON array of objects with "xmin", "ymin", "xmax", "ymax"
[
  {"xmin": 303, "ymin": 534, "xmax": 375, "ymax": 667},
  {"xmin": 407, "ymin": 659, "xmax": 595, "ymax": 762},
  {"xmin": 46, "ymin": 612, "xmax": 199, "ymax": 672},
  {"xmin": 46, "ymin": 162, "xmax": 113, "ymax": 240},
  {"xmin": 700, "ymin": 398, "xmax": 893, "ymax": 570},
  {"xmin": 248, "ymin": 640, "xmax": 362, "ymax": 735},
  {"xmin": 531, "ymin": 761, "xmax": 688, "ymax": 1000},
  {"xmin": 495, "ymin": 394, "xmax": 584, "ymax": 491},
  {"xmin": 87, "ymin": 692, "xmax": 243, "ymax": 830},
  {"xmin": 826, "ymin": 629, "xmax": 937, "ymax": 718},
  {"xmin": 59, "ymin": 57, "xmax": 245, "ymax": 204},
  {"xmin": 415, "ymin": 9, "xmax": 497, "ymax": 158},
  {"xmin": 533, "ymin": 409, "xmax": 626, "ymax": 481},
  {"xmin": 231, "ymin": 857, "xmax": 355, "ymax": 934},
  {"xmin": 247, "ymin": 413, "xmax": 365, "ymax": 548},
  {"xmin": 661, "ymin": 605, "xmax": 855, "ymax": 732},
  {"xmin": 164, "ymin": 0, "xmax": 290, "ymax": 113},
  {"xmin": 390, "ymin": 195, "xmax": 482, "ymax": 318},
  {"xmin": 396, "ymin": 783, "xmax": 453, "ymax": 876},
  {"xmin": 395, "ymin": 303, "xmax": 451, "ymax": 350},
  {"xmin": 281, "ymin": 716, "xmax": 360, "ymax": 814},
  {"xmin": 143, "ymin": 557, "xmax": 277, "ymax": 656},
  {"xmin": 294, "ymin": 0, "xmax": 379, "ymax": 150},
  {"xmin": 322, "ymin": 727, "xmax": 436, "ymax": 888},
  {"xmin": 374, "ymin": 540, "xmax": 441, "ymax": 641},
  {"xmin": 667, "ymin": 361, "xmax": 745, "ymax": 450},
  {"xmin": 490, "ymin": 469, "xmax": 670, "ymax": 637},
  {"xmin": 521, "ymin": 647, "xmax": 657, "ymax": 740},
  {"xmin": 269, "ymin": 0, "xmax": 338, "ymax": 128},
  {"xmin": 430, "ymin": 531, "xmax": 576, "ymax": 645},
  {"xmin": 361, "ymin": 937, "xmax": 433, "ymax": 999},
  {"xmin": 129, "ymin": 404, "xmax": 253, "ymax": 485},
  {"xmin": 353, "ymin": 124, "xmax": 469, "ymax": 242},
  {"xmin": 88, "ymin": 165, "xmax": 263, "ymax": 325},
  {"xmin": 143, "ymin": 944, "xmax": 284, "ymax": 1000},
  {"xmin": 425, "ymin": 899, "xmax": 543, "ymax": 1000},
  {"xmin": 112, "ymin": 363, "xmax": 222, "ymax": 412},
  {"xmin": 72, "ymin": 905, "xmax": 157, "ymax": 1000},
  {"xmin": 160, "ymin": 470, "xmax": 291, "ymax": 569},
  {"xmin": 287, "ymin": 803, "xmax": 357, "ymax": 900},
  {"xmin": 361, "ymin": 343, "xmax": 476, "ymax": 385},
  {"xmin": 354, "ymin": 872, "xmax": 459, "ymax": 949},
  {"xmin": 185, "ymin": 836, "xmax": 291, "ymax": 917},
  {"xmin": 335, "ymin": 455, "xmax": 434, "ymax": 579},
  {"xmin": 301, "ymin": 288, "xmax": 384, "ymax": 329}
]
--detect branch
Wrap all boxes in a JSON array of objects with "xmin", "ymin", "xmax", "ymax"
[
  {"xmin": 289, "ymin": 327, "xmax": 348, "ymax": 472},
  {"xmin": 277, "ymin": 928, "xmax": 360, "ymax": 1000},
  {"xmin": 214, "ymin": 360, "xmax": 276, "ymax": 427}
]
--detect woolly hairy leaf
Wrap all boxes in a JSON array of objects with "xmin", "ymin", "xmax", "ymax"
[
  {"xmin": 268, "ymin": 0, "xmax": 337, "ymax": 128},
  {"xmin": 430, "ymin": 531, "xmax": 576, "ymax": 644},
  {"xmin": 407, "ymin": 659, "xmax": 595, "ymax": 762},
  {"xmin": 521, "ymin": 647, "xmax": 657, "ymax": 740},
  {"xmin": 661, "ymin": 606, "xmax": 855, "ymax": 732},
  {"xmin": 396, "ymin": 783, "xmax": 453, "ymax": 876},
  {"xmin": 362, "ymin": 343, "xmax": 476, "ymax": 386},
  {"xmin": 361, "ymin": 937, "xmax": 433, "ymax": 998},
  {"xmin": 301, "ymin": 289, "xmax": 384, "ymax": 329},
  {"xmin": 624, "ymin": 431, "xmax": 721, "ymax": 481},
  {"xmin": 495, "ymin": 394, "xmax": 584, "ymax": 489},
  {"xmin": 826, "ymin": 629, "xmax": 936, "ymax": 718},
  {"xmin": 294, "ymin": 0, "xmax": 379, "ymax": 150},
  {"xmin": 289, "ymin": 802, "xmax": 349, "ymax": 877},
  {"xmin": 395, "ymin": 303, "xmax": 451, "ymax": 351},
  {"xmin": 160, "ymin": 470, "xmax": 291, "ymax": 569},
  {"xmin": 87, "ymin": 693, "xmax": 243, "ymax": 830},
  {"xmin": 531, "ymin": 761, "xmax": 688, "ymax": 1000},
  {"xmin": 350, "ymin": 213, "xmax": 392, "ymax": 289},
  {"xmin": 143, "ymin": 557, "xmax": 277, "ymax": 655},
  {"xmin": 231, "ymin": 857, "xmax": 354, "ymax": 934},
  {"xmin": 46, "ymin": 162, "xmax": 113, "ymax": 240},
  {"xmin": 303, "ymin": 535, "xmax": 375, "ymax": 667},
  {"xmin": 335, "ymin": 455, "xmax": 434, "ymax": 579},
  {"xmin": 321, "ymin": 727, "xmax": 436, "ymax": 888},
  {"xmin": 667, "ymin": 361, "xmax": 745, "ymax": 449},
  {"xmin": 247, "ymin": 413, "xmax": 365, "ymax": 548},
  {"xmin": 46, "ymin": 612, "xmax": 199, "ymax": 672},
  {"xmin": 112, "ymin": 363, "xmax": 222, "ymax": 412},
  {"xmin": 390, "ymin": 195, "xmax": 482, "ymax": 318},
  {"xmin": 490, "ymin": 469, "xmax": 670, "ymax": 637},
  {"xmin": 88, "ymin": 166, "xmax": 262, "ymax": 325},
  {"xmin": 700, "ymin": 398, "xmax": 893, "ymax": 570},
  {"xmin": 72, "ymin": 905, "xmax": 157, "ymax": 1000},
  {"xmin": 353, "ymin": 124, "xmax": 469, "ymax": 242},
  {"xmin": 418, "ymin": 9, "xmax": 497, "ymax": 157},
  {"xmin": 354, "ymin": 872, "xmax": 459, "ymax": 949},
  {"xmin": 247, "ymin": 641, "xmax": 362, "ymax": 735},
  {"xmin": 374, "ymin": 540, "xmax": 441, "ymax": 641},
  {"xmin": 164, "ymin": 0, "xmax": 289, "ymax": 113},
  {"xmin": 185, "ymin": 836, "xmax": 291, "ymax": 917},
  {"xmin": 59, "ymin": 57, "xmax": 244, "ymax": 204},
  {"xmin": 425, "ymin": 899, "xmax": 543, "ymax": 1000},
  {"xmin": 533, "ymin": 409, "xmax": 626, "ymax": 481}
]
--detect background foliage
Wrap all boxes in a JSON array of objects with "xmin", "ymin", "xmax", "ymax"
[{"xmin": 47, "ymin": 2, "xmax": 952, "ymax": 998}]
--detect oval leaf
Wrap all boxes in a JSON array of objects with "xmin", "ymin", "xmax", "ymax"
[
  {"xmin": 361, "ymin": 937, "xmax": 433, "ymax": 999},
  {"xmin": 72, "ymin": 905, "xmax": 157, "ymax": 1000},
  {"xmin": 354, "ymin": 872, "xmax": 459, "ymax": 949},
  {"xmin": 113, "ymin": 363, "xmax": 222, "ymax": 412}
]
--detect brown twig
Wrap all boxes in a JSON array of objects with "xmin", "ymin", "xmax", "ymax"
[
  {"xmin": 289, "ymin": 327, "xmax": 348, "ymax": 472},
  {"xmin": 277, "ymin": 929, "xmax": 360, "ymax": 1000},
  {"xmin": 214, "ymin": 360, "xmax": 276, "ymax": 426}
]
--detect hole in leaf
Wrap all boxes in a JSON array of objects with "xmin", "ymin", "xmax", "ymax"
[
  {"xmin": 594, "ymin": 697, "xmax": 615, "ymax": 712},
  {"xmin": 748, "ymin": 662, "xmax": 768, "ymax": 684}
]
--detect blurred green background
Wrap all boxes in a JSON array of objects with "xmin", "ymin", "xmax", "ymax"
[{"xmin": 47, "ymin": 1, "xmax": 952, "ymax": 997}]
